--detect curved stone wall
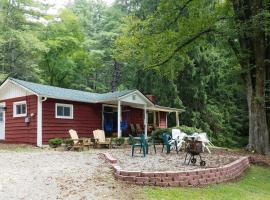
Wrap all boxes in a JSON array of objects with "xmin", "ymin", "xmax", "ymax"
[{"xmin": 102, "ymin": 153, "xmax": 250, "ymax": 187}]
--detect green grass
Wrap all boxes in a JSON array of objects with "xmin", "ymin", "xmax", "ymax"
[{"xmin": 145, "ymin": 166, "xmax": 270, "ymax": 200}]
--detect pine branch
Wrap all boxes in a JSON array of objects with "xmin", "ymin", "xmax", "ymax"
[{"xmin": 150, "ymin": 27, "xmax": 213, "ymax": 67}]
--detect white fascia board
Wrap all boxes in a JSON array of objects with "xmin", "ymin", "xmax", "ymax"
[
  {"xmin": 118, "ymin": 90, "xmax": 154, "ymax": 106},
  {"xmin": 147, "ymin": 106, "xmax": 184, "ymax": 113}
]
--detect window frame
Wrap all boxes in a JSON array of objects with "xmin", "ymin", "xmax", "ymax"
[
  {"xmin": 13, "ymin": 101, "xmax": 27, "ymax": 117},
  {"xmin": 55, "ymin": 103, "xmax": 74, "ymax": 119}
]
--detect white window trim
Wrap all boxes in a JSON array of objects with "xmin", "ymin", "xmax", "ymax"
[
  {"xmin": 55, "ymin": 103, "xmax": 73, "ymax": 119},
  {"xmin": 13, "ymin": 101, "xmax": 27, "ymax": 117}
]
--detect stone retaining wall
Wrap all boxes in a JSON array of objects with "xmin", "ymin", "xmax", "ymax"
[{"xmin": 102, "ymin": 153, "xmax": 250, "ymax": 187}]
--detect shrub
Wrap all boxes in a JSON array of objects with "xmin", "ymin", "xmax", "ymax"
[
  {"xmin": 49, "ymin": 138, "xmax": 63, "ymax": 148},
  {"xmin": 151, "ymin": 125, "xmax": 202, "ymax": 143},
  {"xmin": 151, "ymin": 128, "xmax": 172, "ymax": 141},
  {"xmin": 174, "ymin": 125, "xmax": 202, "ymax": 134},
  {"xmin": 62, "ymin": 138, "xmax": 73, "ymax": 146},
  {"xmin": 128, "ymin": 136, "xmax": 136, "ymax": 145},
  {"xmin": 113, "ymin": 137, "xmax": 125, "ymax": 146}
]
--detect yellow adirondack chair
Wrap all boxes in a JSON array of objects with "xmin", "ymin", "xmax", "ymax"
[
  {"xmin": 68, "ymin": 129, "xmax": 84, "ymax": 151},
  {"xmin": 93, "ymin": 129, "xmax": 111, "ymax": 148}
]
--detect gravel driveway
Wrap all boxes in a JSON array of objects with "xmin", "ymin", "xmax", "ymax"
[{"xmin": 0, "ymin": 149, "xmax": 144, "ymax": 200}]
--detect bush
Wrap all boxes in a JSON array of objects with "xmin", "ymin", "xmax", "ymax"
[
  {"xmin": 151, "ymin": 125, "xmax": 202, "ymax": 143},
  {"xmin": 128, "ymin": 136, "xmax": 136, "ymax": 145},
  {"xmin": 151, "ymin": 128, "xmax": 172, "ymax": 143},
  {"xmin": 175, "ymin": 125, "xmax": 202, "ymax": 134},
  {"xmin": 62, "ymin": 138, "xmax": 73, "ymax": 146},
  {"xmin": 49, "ymin": 138, "xmax": 63, "ymax": 148},
  {"xmin": 112, "ymin": 137, "xmax": 125, "ymax": 146},
  {"xmin": 151, "ymin": 125, "xmax": 248, "ymax": 148}
]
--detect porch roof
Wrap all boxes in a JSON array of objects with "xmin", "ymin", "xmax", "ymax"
[{"xmin": 148, "ymin": 105, "xmax": 184, "ymax": 113}]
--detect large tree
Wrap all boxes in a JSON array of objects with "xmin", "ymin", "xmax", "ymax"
[
  {"xmin": 71, "ymin": 0, "xmax": 126, "ymax": 92},
  {"xmin": 229, "ymin": 0, "xmax": 270, "ymax": 154},
  {"xmin": 38, "ymin": 9, "xmax": 86, "ymax": 88},
  {"xmin": 0, "ymin": 0, "xmax": 46, "ymax": 80},
  {"xmin": 116, "ymin": 0, "xmax": 269, "ymax": 154}
]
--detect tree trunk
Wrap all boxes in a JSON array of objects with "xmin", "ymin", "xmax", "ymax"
[
  {"xmin": 111, "ymin": 59, "xmax": 121, "ymax": 92},
  {"xmin": 245, "ymin": 72, "xmax": 255, "ymax": 146},
  {"xmin": 249, "ymin": 0, "xmax": 269, "ymax": 154},
  {"xmin": 232, "ymin": 0, "xmax": 269, "ymax": 154}
]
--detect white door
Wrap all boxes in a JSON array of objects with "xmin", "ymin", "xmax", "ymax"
[{"xmin": 0, "ymin": 102, "xmax": 5, "ymax": 140}]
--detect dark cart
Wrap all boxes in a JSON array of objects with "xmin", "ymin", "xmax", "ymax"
[{"xmin": 184, "ymin": 137, "xmax": 206, "ymax": 166}]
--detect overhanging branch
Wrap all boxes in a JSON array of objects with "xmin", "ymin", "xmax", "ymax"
[{"xmin": 150, "ymin": 27, "xmax": 213, "ymax": 67}]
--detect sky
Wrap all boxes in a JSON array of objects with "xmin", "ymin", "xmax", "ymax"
[{"xmin": 39, "ymin": 0, "xmax": 115, "ymax": 15}]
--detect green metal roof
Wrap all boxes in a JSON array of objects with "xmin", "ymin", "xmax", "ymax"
[{"xmin": 9, "ymin": 78, "xmax": 135, "ymax": 103}]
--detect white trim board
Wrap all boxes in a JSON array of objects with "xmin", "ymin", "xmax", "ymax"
[
  {"xmin": 13, "ymin": 101, "xmax": 27, "ymax": 118},
  {"xmin": 55, "ymin": 103, "xmax": 74, "ymax": 119},
  {"xmin": 119, "ymin": 90, "xmax": 154, "ymax": 106},
  {"xmin": 37, "ymin": 96, "xmax": 42, "ymax": 147},
  {"xmin": 0, "ymin": 102, "xmax": 6, "ymax": 140}
]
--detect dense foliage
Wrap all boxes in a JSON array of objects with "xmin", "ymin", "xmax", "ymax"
[{"xmin": 1, "ymin": 0, "xmax": 269, "ymax": 152}]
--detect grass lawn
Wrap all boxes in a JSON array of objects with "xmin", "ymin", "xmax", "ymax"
[{"xmin": 145, "ymin": 166, "xmax": 270, "ymax": 200}]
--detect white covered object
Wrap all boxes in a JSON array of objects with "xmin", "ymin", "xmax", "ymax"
[
  {"xmin": 170, "ymin": 129, "xmax": 187, "ymax": 150},
  {"xmin": 192, "ymin": 132, "xmax": 214, "ymax": 153}
]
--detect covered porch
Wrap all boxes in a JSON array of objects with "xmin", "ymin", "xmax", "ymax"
[{"xmin": 100, "ymin": 91, "xmax": 183, "ymax": 138}]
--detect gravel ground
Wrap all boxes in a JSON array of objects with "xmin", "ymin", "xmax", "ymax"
[
  {"xmin": 109, "ymin": 147, "xmax": 238, "ymax": 171},
  {"xmin": 0, "ymin": 148, "xmax": 144, "ymax": 200},
  {"xmin": 0, "ymin": 144, "xmax": 245, "ymax": 200}
]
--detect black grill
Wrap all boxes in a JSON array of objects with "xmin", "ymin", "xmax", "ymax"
[{"xmin": 184, "ymin": 138, "xmax": 206, "ymax": 166}]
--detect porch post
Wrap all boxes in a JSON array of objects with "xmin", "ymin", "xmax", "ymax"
[
  {"xmin": 153, "ymin": 111, "xmax": 156, "ymax": 126},
  {"xmin": 37, "ymin": 96, "xmax": 42, "ymax": 147},
  {"xmin": 176, "ymin": 111, "xmax": 179, "ymax": 127},
  {"xmin": 101, "ymin": 104, "xmax": 104, "ymax": 130},
  {"xmin": 117, "ymin": 100, "xmax": 122, "ymax": 138},
  {"xmin": 144, "ymin": 104, "xmax": 147, "ymax": 137}
]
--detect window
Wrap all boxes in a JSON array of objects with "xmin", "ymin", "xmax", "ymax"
[
  {"xmin": 55, "ymin": 103, "xmax": 73, "ymax": 119},
  {"xmin": 13, "ymin": 101, "xmax": 27, "ymax": 117},
  {"xmin": 0, "ymin": 112, "xmax": 3, "ymax": 122}
]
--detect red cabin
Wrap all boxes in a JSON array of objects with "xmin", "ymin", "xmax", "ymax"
[{"xmin": 0, "ymin": 78, "xmax": 183, "ymax": 146}]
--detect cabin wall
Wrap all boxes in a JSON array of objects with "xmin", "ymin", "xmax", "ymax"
[
  {"xmin": 0, "ymin": 95, "xmax": 38, "ymax": 144},
  {"xmin": 159, "ymin": 111, "xmax": 167, "ymax": 128},
  {"xmin": 42, "ymin": 98, "xmax": 102, "ymax": 144},
  {"xmin": 128, "ymin": 107, "xmax": 144, "ymax": 127}
]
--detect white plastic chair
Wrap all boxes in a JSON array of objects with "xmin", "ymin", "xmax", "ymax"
[
  {"xmin": 170, "ymin": 129, "xmax": 187, "ymax": 150},
  {"xmin": 194, "ymin": 132, "xmax": 213, "ymax": 153}
]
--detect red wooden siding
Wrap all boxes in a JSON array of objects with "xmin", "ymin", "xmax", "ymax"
[
  {"xmin": 159, "ymin": 111, "xmax": 167, "ymax": 128},
  {"xmin": 0, "ymin": 95, "xmax": 37, "ymax": 144},
  {"xmin": 42, "ymin": 98, "xmax": 102, "ymax": 144},
  {"xmin": 128, "ymin": 107, "xmax": 144, "ymax": 127}
]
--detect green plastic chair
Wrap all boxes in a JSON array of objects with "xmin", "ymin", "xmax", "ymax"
[
  {"xmin": 161, "ymin": 132, "xmax": 179, "ymax": 154},
  {"xmin": 129, "ymin": 134, "xmax": 146, "ymax": 157},
  {"xmin": 141, "ymin": 134, "xmax": 156, "ymax": 154}
]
